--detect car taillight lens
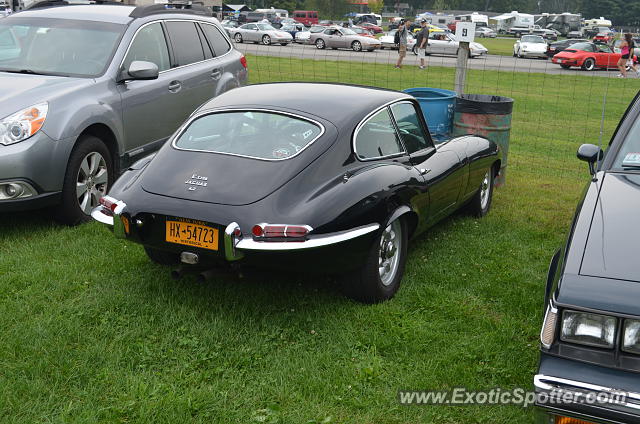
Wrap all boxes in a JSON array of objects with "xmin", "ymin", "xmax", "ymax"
[
  {"xmin": 555, "ymin": 416, "xmax": 596, "ymax": 424},
  {"xmin": 99, "ymin": 196, "xmax": 118, "ymax": 213},
  {"xmin": 240, "ymin": 55, "xmax": 247, "ymax": 69},
  {"xmin": 252, "ymin": 223, "xmax": 311, "ymax": 240}
]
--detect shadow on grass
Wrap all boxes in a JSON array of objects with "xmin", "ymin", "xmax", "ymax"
[{"xmin": 0, "ymin": 209, "xmax": 60, "ymax": 240}]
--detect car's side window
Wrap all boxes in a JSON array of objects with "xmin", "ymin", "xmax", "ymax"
[
  {"xmin": 390, "ymin": 102, "xmax": 433, "ymax": 151},
  {"xmin": 165, "ymin": 21, "xmax": 205, "ymax": 67},
  {"xmin": 122, "ymin": 22, "xmax": 170, "ymax": 72},
  {"xmin": 200, "ymin": 23, "xmax": 231, "ymax": 57},
  {"xmin": 355, "ymin": 108, "xmax": 404, "ymax": 160}
]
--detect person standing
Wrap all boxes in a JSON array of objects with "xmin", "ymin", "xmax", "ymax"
[
  {"xmin": 415, "ymin": 19, "xmax": 429, "ymax": 69},
  {"xmin": 617, "ymin": 33, "xmax": 636, "ymax": 78},
  {"xmin": 395, "ymin": 19, "xmax": 410, "ymax": 69}
]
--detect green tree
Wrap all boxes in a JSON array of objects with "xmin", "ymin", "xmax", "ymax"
[{"xmin": 369, "ymin": 0, "xmax": 384, "ymax": 14}]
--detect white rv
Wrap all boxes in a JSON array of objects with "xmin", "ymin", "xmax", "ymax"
[
  {"xmin": 490, "ymin": 11, "xmax": 534, "ymax": 33},
  {"xmin": 455, "ymin": 12, "xmax": 489, "ymax": 26},
  {"xmin": 583, "ymin": 17, "xmax": 612, "ymax": 29}
]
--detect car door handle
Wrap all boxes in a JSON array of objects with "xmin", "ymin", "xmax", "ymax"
[
  {"xmin": 211, "ymin": 69, "xmax": 222, "ymax": 80},
  {"xmin": 420, "ymin": 168, "xmax": 431, "ymax": 175},
  {"xmin": 168, "ymin": 80, "xmax": 182, "ymax": 93}
]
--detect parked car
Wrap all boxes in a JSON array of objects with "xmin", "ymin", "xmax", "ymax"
[
  {"xmin": 0, "ymin": 2, "xmax": 11, "ymax": 17},
  {"xmin": 292, "ymin": 10, "xmax": 318, "ymax": 26},
  {"xmin": 593, "ymin": 31, "xmax": 614, "ymax": 43},
  {"xmin": 280, "ymin": 22, "xmax": 306, "ymax": 38},
  {"xmin": 566, "ymin": 30, "xmax": 583, "ymax": 39},
  {"xmin": 310, "ymin": 26, "xmax": 381, "ymax": 52},
  {"xmin": 359, "ymin": 22, "xmax": 383, "ymax": 34},
  {"xmin": 546, "ymin": 38, "xmax": 589, "ymax": 57},
  {"xmin": 220, "ymin": 19, "xmax": 238, "ymax": 36},
  {"xmin": 351, "ymin": 26, "xmax": 375, "ymax": 38},
  {"xmin": 415, "ymin": 32, "xmax": 488, "ymax": 57},
  {"xmin": 534, "ymin": 93, "xmax": 640, "ymax": 424},
  {"xmin": 507, "ymin": 25, "xmax": 533, "ymax": 37},
  {"xmin": 294, "ymin": 25, "xmax": 323, "ymax": 44},
  {"xmin": 475, "ymin": 26, "xmax": 497, "ymax": 38},
  {"xmin": 379, "ymin": 30, "xmax": 416, "ymax": 50},
  {"xmin": 92, "ymin": 83, "xmax": 501, "ymax": 303},
  {"xmin": 513, "ymin": 35, "xmax": 548, "ymax": 58},
  {"xmin": 0, "ymin": 2, "xmax": 247, "ymax": 224},
  {"xmin": 532, "ymin": 27, "xmax": 559, "ymax": 41},
  {"xmin": 551, "ymin": 41, "xmax": 634, "ymax": 70},
  {"xmin": 230, "ymin": 23, "xmax": 293, "ymax": 46}
]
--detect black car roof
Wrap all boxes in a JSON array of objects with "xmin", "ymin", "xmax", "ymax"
[{"xmin": 199, "ymin": 83, "xmax": 413, "ymax": 125}]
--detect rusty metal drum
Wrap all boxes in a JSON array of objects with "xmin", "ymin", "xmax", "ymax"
[{"xmin": 452, "ymin": 94, "xmax": 514, "ymax": 186}]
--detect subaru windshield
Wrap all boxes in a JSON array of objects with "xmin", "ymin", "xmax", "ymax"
[{"xmin": 0, "ymin": 17, "xmax": 124, "ymax": 78}]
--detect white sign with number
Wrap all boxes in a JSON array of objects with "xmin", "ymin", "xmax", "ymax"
[{"xmin": 455, "ymin": 22, "xmax": 476, "ymax": 42}]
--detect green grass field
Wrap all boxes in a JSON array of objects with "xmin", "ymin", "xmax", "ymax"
[
  {"xmin": 0, "ymin": 56, "xmax": 638, "ymax": 423},
  {"xmin": 476, "ymin": 37, "xmax": 518, "ymax": 56}
]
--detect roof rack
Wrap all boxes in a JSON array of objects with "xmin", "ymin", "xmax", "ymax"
[
  {"xmin": 27, "ymin": 0, "xmax": 125, "ymax": 10},
  {"xmin": 129, "ymin": 1, "xmax": 208, "ymax": 18}
]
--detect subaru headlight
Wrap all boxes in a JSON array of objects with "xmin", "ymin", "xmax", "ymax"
[
  {"xmin": 623, "ymin": 319, "xmax": 640, "ymax": 354},
  {"xmin": 0, "ymin": 102, "xmax": 48, "ymax": 146},
  {"xmin": 560, "ymin": 310, "xmax": 616, "ymax": 348}
]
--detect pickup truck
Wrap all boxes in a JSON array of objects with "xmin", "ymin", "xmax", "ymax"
[{"xmin": 507, "ymin": 25, "xmax": 534, "ymax": 36}]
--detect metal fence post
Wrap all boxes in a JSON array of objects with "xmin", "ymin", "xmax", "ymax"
[{"xmin": 455, "ymin": 41, "xmax": 469, "ymax": 95}]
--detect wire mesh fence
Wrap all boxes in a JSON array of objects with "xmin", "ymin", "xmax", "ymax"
[{"xmin": 238, "ymin": 38, "xmax": 639, "ymax": 189}]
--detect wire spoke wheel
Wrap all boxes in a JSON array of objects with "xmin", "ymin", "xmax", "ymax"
[{"xmin": 378, "ymin": 220, "xmax": 402, "ymax": 286}]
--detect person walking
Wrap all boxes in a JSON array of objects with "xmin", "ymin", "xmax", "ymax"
[
  {"xmin": 617, "ymin": 33, "xmax": 636, "ymax": 78},
  {"xmin": 394, "ymin": 19, "xmax": 410, "ymax": 69},
  {"xmin": 415, "ymin": 19, "xmax": 429, "ymax": 69}
]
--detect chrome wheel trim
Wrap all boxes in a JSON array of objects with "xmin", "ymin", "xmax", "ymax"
[
  {"xmin": 234, "ymin": 33, "xmax": 242, "ymax": 42},
  {"xmin": 353, "ymin": 41, "xmax": 361, "ymax": 51},
  {"xmin": 316, "ymin": 39, "xmax": 324, "ymax": 48},
  {"xmin": 378, "ymin": 219, "xmax": 402, "ymax": 286},
  {"xmin": 76, "ymin": 151, "xmax": 108, "ymax": 215},
  {"xmin": 262, "ymin": 35, "xmax": 271, "ymax": 45},
  {"xmin": 479, "ymin": 171, "xmax": 490, "ymax": 210}
]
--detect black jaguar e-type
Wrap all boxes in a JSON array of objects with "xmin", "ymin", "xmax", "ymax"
[
  {"xmin": 535, "ymin": 92, "xmax": 640, "ymax": 422},
  {"xmin": 92, "ymin": 83, "xmax": 501, "ymax": 303}
]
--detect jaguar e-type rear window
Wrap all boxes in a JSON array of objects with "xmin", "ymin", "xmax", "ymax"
[{"xmin": 173, "ymin": 111, "xmax": 323, "ymax": 160}]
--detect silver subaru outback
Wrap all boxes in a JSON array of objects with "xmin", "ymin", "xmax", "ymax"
[{"xmin": 0, "ymin": 1, "xmax": 248, "ymax": 224}]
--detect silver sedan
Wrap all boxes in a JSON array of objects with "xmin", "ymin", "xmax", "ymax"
[
  {"xmin": 229, "ymin": 23, "xmax": 293, "ymax": 46},
  {"xmin": 310, "ymin": 26, "xmax": 381, "ymax": 52}
]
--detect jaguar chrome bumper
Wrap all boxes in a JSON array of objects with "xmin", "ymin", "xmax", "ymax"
[
  {"xmin": 224, "ymin": 222, "xmax": 380, "ymax": 261},
  {"xmin": 91, "ymin": 196, "xmax": 128, "ymax": 239},
  {"xmin": 534, "ymin": 374, "xmax": 640, "ymax": 422}
]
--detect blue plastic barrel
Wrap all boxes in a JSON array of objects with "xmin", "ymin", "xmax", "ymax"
[{"xmin": 402, "ymin": 88, "xmax": 456, "ymax": 138}]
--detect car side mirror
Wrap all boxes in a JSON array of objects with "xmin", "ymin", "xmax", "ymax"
[{"xmin": 577, "ymin": 143, "xmax": 603, "ymax": 178}]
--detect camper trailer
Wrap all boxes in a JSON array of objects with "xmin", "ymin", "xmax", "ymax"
[
  {"xmin": 255, "ymin": 8, "xmax": 288, "ymax": 19},
  {"xmin": 490, "ymin": 11, "xmax": 534, "ymax": 33},
  {"xmin": 583, "ymin": 17, "xmax": 612, "ymax": 29},
  {"xmin": 534, "ymin": 12, "xmax": 581, "ymax": 36},
  {"xmin": 455, "ymin": 12, "xmax": 489, "ymax": 26}
]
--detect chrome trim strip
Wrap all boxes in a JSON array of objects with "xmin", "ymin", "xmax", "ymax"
[
  {"xmin": 540, "ymin": 303, "xmax": 558, "ymax": 349},
  {"xmin": 351, "ymin": 98, "xmax": 415, "ymax": 162},
  {"xmin": 234, "ymin": 223, "xmax": 380, "ymax": 252},
  {"xmin": 170, "ymin": 108, "xmax": 326, "ymax": 162},
  {"xmin": 91, "ymin": 206, "xmax": 114, "ymax": 226},
  {"xmin": 534, "ymin": 374, "xmax": 640, "ymax": 408}
]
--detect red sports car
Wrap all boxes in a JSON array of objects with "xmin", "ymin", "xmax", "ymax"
[
  {"xmin": 593, "ymin": 32, "xmax": 614, "ymax": 43},
  {"xmin": 359, "ymin": 22, "xmax": 382, "ymax": 34},
  {"xmin": 351, "ymin": 26, "xmax": 375, "ymax": 38},
  {"xmin": 551, "ymin": 41, "xmax": 634, "ymax": 71}
]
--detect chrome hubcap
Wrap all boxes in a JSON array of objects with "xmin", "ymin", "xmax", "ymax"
[
  {"xmin": 76, "ymin": 152, "xmax": 108, "ymax": 215},
  {"xmin": 480, "ymin": 171, "xmax": 490, "ymax": 209},
  {"xmin": 378, "ymin": 220, "xmax": 402, "ymax": 286}
]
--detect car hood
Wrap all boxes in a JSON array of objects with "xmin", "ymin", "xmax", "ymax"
[
  {"xmin": 140, "ymin": 120, "xmax": 338, "ymax": 206},
  {"xmin": 0, "ymin": 72, "xmax": 88, "ymax": 119},
  {"xmin": 580, "ymin": 172, "xmax": 640, "ymax": 283}
]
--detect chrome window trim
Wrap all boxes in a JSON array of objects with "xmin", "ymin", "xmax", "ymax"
[
  {"xmin": 170, "ymin": 107, "xmax": 326, "ymax": 162},
  {"xmin": 388, "ymin": 99, "xmax": 435, "ymax": 152},
  {"xmin": 352, "ymin": 98, "xmax": 414, "ymax": 162},
  {"xmin": 119, "ymin": 18, "xmax": 233, "ymax": 78}
]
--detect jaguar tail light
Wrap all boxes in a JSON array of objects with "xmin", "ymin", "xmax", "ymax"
[
  {"xmin": 252, "ymin": 223, "xmax": 312, "ymax": 240},
  {"xmin": 99, "ymin": 196, "xmax": 118, "ymax": 214}
]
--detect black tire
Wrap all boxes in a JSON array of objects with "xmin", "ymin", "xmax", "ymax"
[
  {"xmin": 581, "ymin": 57, "xmax": 595, "ymax": 71},
  {"xmin": 280, "ymin": 43, "xmax": 288, "ymax": 46},
  {"xmin": 351, "ymin": 40, "xmax": 362, "ymax": 52},
  {"xmin": 342, "ymin": 216, "xmax": 408, "ymax": 304},
  {"xmin": 262, "ymin": 35, "xmax": 271, "ymax": 45},
  {"xmin": 467, "ymin": 168, "xmax": 494, "ymax": 218},
  {"xmin": 315, "ymin": 38, "xmax": 325, "ymax": 49},
  {"xmin": 234, "ymin": 33, "xmax": 243, "ymax": 43},
  {"xmin": 560, "ymin": 64, "xmax": 571, "ymax": 69},
  {"xmin": 144, "ymin": 247, "xmax": 180, "ymax": 266},
  {"xmin": 412, "ymin": 45, "xmax": 417, "ymax": 55},
  {"xmin": 56, "ymin": 135, "xmax": 113, "ymax": 225}
]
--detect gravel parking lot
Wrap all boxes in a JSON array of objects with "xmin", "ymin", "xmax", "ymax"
[{"xmin": 236, "ymin": 42, "xmax": 630, "ymax": 78}]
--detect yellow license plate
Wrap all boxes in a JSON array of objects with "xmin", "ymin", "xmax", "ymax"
[{"xmin": 165, "ymin": 219, "xmax": 219, "ymax": 251}]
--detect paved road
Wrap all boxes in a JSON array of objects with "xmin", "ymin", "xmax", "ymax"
[{"xmin": 236, "ymin": 42, "xmax": 632, "ymax": 79}]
